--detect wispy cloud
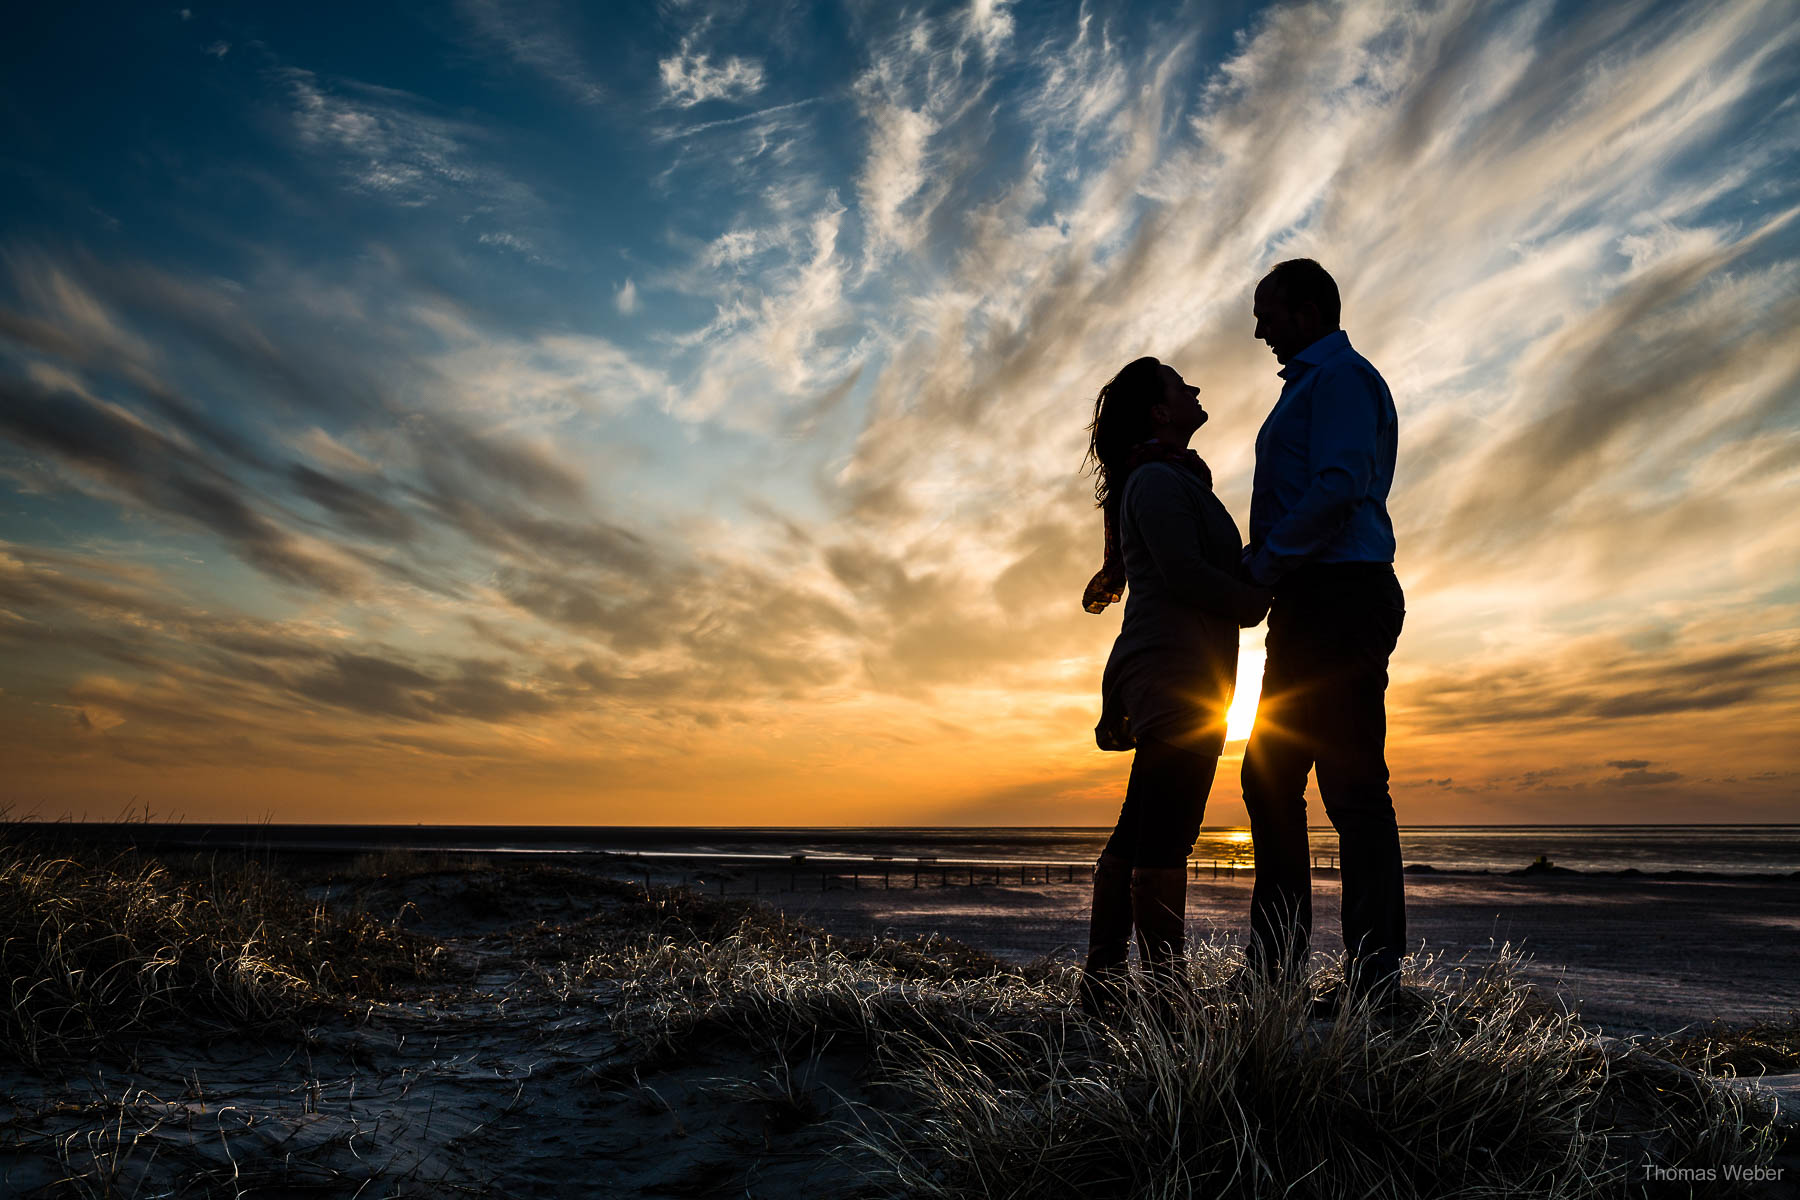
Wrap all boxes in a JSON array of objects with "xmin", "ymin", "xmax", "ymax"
[
  {"xmin": 457, "ymin": 0, "xmax": 607, "ymax": 105},
  {"xmin": 0, "ymin": 373, "xmax": 365, "ymax": 595},
  {"xmin": 282, "ymin": 67, "xmax": 539, "ymax": 228},
  {"xmin": 659, "ymin": 36, "xmax": 766, "ymax": 107}
]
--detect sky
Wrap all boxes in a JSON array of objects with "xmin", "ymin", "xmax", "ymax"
[{"xmin": 1, "ymin": 0, "xmax": 1797, "ymax": 828}]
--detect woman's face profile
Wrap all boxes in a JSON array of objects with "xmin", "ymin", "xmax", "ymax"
[{"xmin": 1156, "ymin": 364, "xmax": 1207, "ymax": 433}]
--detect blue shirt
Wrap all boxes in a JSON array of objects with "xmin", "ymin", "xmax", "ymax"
[{"xmin": 1244, "ymin": 329, "xmax": 1397, "ymax": 585}]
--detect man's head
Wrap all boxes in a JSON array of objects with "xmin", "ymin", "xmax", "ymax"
[{"xmin": 1253, "ymin": 258, "xmax": 1340, "ymax": 365}]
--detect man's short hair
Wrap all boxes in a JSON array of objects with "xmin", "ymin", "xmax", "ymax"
[{"xmin": 1261, "ymin": 258, "xmax": 1340, "ymax": 328}]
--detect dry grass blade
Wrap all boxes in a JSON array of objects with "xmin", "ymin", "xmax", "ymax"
[{"xmin": 1, "ymin": 829, "xmax": 441, "ymax": 1064}]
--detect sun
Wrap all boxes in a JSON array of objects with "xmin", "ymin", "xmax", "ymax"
[{"xmin": 1225, "ymin": 648, "xmax": 1266, "ymax": 742}]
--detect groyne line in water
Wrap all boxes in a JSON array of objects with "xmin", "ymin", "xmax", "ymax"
[{"xmin": 603, "ymin": 850, "xmax": 1286, "ymax": 897}]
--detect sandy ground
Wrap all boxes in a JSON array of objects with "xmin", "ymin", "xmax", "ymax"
[{"xmin": 0, "ymin": 877, "xmax": 886, "ymax": 1198}]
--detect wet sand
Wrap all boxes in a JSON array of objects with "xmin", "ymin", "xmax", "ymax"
[{"xmin": 713, "ymin": 866, "xmax": 1800, "ymax": 1035}]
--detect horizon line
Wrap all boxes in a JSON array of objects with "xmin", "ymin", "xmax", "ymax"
[{"xmin": 14, "ymin": 820, "xmax": 1800, "ymax": 830}]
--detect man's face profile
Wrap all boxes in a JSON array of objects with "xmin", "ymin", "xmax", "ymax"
[{"xmin": 1252, "ymin": 281, "xmax": 1306, "ymax": 365}]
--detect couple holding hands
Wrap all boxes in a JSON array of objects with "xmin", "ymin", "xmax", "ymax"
[{"xmin": 1079, "ymin": 258, "xmax": 1407, "ymax": 1017}]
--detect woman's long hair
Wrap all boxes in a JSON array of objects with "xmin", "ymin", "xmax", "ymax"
[{"xmin": 1084, "ymin": 356, "xmax": 1163, "ymax": 509}]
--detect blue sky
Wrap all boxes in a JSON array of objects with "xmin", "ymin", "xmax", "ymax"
[{"xmin": 2, "ymin": 0, "xmax": 1798, "ymax": 825}]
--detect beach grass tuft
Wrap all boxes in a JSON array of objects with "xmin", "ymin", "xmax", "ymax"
[
  {"xmin": 0, "ymin": 826, "xmax": 442, "ymax": 1064},
  {"xmin": 1662, "ymin": 1016, "xmax": 1800, "ymax": 1077},
  {"xmin": 574, "ymin": 899, "xmax": 1784, "ymax": 1199}
]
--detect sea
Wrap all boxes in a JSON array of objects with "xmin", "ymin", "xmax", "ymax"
[{"xmin": 71, "ymin": 823, "xmax": 1800, "ymax": 877}]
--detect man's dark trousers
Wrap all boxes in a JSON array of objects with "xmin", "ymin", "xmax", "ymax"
[{"xmin": 1241, "ymin": 562, "xmax": 1405, "ymax": 987}]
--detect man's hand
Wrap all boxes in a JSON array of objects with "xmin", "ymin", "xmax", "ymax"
[{"xmin": 1236, "ymin": 583, "xmax": 1273, "ymax": 628}]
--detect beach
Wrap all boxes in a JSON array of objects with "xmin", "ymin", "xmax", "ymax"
[
  {"xmin": 34, "ymin": 820, "xmax": 1800, "ymax": 1034},
  {"xmin": 4, "ymin": 838, "xmax": 1795, "ymax": 1196},
  {"xmin": 55, "ymin": 821, "xmax": 1800, "ymax": 1035},
  {"xmin": 747, "ymin": 867, "xmax": 1800, "ymax": 1035}
]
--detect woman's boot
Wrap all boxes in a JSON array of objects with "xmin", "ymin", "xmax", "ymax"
[
  {"xmin": 1131, "ymin": 866, "xmax": 1190, "ymax": 1023},
  {"xmin": 1076, "ymin": 853, "xmax": 1135, "ymax": 1017}
]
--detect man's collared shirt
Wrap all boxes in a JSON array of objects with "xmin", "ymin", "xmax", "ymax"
[{"xmin": 1245, "ymin": 329, "xmax": 1397, "ymax": 585}]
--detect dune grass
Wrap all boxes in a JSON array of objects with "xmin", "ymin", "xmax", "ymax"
[
  {"xmin": 0, "ymin": 827, "xmax": 442, "ymax": 1065},
  {"xmin": 571, "ymin": 889, "xmax": 1785, "ymax": 1199},
  {"xmin": 1663, "ymin": 1017, "xmax": 1800, "ymax": 1078}
]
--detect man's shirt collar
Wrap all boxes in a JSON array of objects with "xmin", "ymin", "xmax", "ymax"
[{"xmin": 1277, "ymin": 329, "xmax": 1350, "ymax": 380}]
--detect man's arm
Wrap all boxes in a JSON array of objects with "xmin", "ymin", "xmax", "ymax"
[{"xmin": 1245, "ymin": 362, "xmax": 1387, "ymax": 585}]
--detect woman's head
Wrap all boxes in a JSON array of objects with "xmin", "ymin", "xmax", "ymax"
[{"xmin": 1084, "ymin": 357, "xmax": 1206, "ymax": 505}]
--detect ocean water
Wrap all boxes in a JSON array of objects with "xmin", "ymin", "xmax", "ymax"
[{"xmin": 110, "ymin": 823, "xmax": 1800, "ymax": 876}]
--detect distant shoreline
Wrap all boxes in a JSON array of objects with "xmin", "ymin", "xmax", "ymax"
[{"xmin": 14, "ymin": 822, "xmax": 1800, "ymax": 882}]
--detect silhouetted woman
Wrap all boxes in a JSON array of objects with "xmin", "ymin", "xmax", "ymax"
[{"xmin": 1078, "ymin": 357, "xmax": 1269, "ymax": 1016}]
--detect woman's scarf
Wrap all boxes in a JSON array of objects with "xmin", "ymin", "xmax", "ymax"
[{"xmin": 1082, "ymin": 441, "xmax": 1213, "ymax": 614}]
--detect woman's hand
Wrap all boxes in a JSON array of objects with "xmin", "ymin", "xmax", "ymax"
[{"xmin": 1095, "ymin": 697, "xmax": 1135, "ymax": 752}]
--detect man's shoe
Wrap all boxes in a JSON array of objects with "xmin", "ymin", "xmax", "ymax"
[
  {"xmin": 1198, "ymin": 966, "xmax": 1264, "ymax": 1003},
  {"xmin": 1309, "ymin": 982, "xmax": 1349, "ymax": 1020}
]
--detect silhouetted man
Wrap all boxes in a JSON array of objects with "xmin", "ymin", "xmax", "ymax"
[{"xmin": 1241, "ymin": 258, "xmax": 1405, "ymax": 1001}]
